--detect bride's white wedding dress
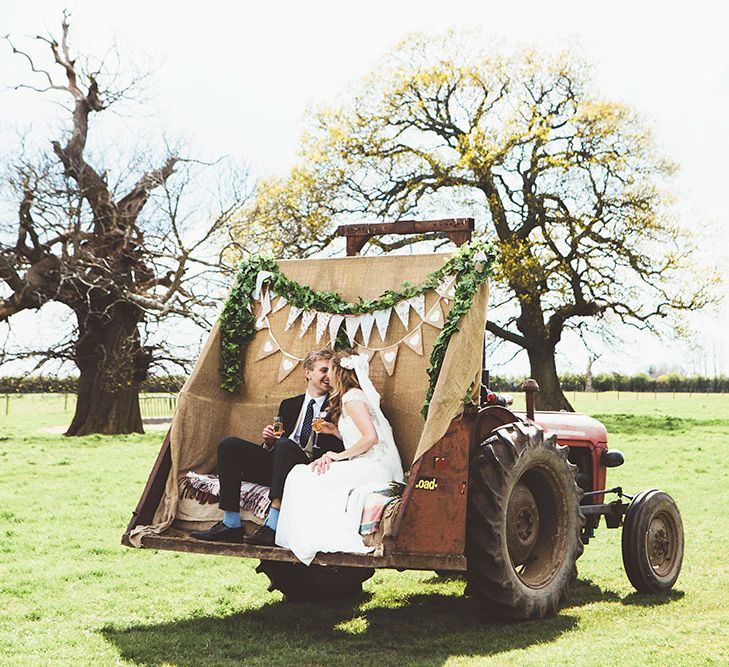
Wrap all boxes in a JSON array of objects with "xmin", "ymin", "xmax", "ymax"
[{"xmin": 275, "ymin": 387, "xmax": 403, "ymax": 565}]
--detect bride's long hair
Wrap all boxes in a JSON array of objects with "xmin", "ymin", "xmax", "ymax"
[{"xmin": 326, "ymin": 351, "xmax": 361, "ymax": 423}]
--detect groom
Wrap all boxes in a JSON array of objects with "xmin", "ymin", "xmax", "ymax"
[{"xmin": 191, "ymin": 348, "xmax": 343, "ymax": 546}]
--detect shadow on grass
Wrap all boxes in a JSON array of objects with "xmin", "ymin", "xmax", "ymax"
[
  {"xmin": 567, "ymin": 577, "xmax": 621, "ymax": 606},
  {"xmin": 101, "ymin": 591, "xmax": 578, "ymax": 667},
  {"xmin": 424, "ymin": 575, "xmax": 622, "ymax": 610},
  {"xmin": 620, "ymin": 589, "xmax": 685, "ymax": 606}
]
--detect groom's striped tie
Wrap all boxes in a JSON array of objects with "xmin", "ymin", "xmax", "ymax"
[{"xmin": 299, "ymin": 399, "xmax": 316, "ymax": 449}]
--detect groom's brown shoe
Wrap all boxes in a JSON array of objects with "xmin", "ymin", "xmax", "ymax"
[{"xmin": 243, "ymin": 524, "xmax": 276, "ymax": 546}]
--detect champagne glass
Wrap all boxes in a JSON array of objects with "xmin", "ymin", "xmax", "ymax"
[
  {"xmin": 312, "ymin": 412, "xmax": 326, "ymax": 449},
  {"xmin": 273, "ymin": 415, "xmax": 284, "ymax": 438}
]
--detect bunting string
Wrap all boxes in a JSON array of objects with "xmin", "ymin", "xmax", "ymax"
[
  {"xmin": 254, "ymin": 291, "xmax": 450, "ymax": 381},
  {"xmin": 219, "ymin": 240, "xmax": 498, "ymax": 417},
  {"xmin": 260, "ymin": 315, "xmax": 429, "ymax": 360}
]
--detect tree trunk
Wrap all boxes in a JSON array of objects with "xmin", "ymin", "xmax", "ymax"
[
  {"xmin": 526, "ymin": 345, "xmax": 574, "ymax": 412},
  {"xmin": 65, "ymin": 304, "xmax": 150, "ymax": 436},
  {"xmin": 585, "ymin": 356, "xmax": 595, "ymax": 393}
]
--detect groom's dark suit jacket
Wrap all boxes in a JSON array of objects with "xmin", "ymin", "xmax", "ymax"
[
  {"xmin": 216, "ymin": 393, "xmax": 345, "ymax": 511},
  {"xmin": 278, "ymin": 394, "xmax": 344, "ymax": 458}
]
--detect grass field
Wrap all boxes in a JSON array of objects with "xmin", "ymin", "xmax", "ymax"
[{"xmin": 1, "ymin": 393, "xmax": 728, "ymax": 665}]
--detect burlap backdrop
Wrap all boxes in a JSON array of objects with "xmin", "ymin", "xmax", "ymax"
[{"xmin": 129, "ymin": 253, "xmax": 488, "ymax": 545}]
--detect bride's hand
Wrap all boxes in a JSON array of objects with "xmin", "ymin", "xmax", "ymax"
[
  {"xmin": 316, "ymin": 421, "xmax": 341, "ymax": 438},
  {"xmin": 310, "ymin": 451, "xmax": 342, "ymax": 475}
]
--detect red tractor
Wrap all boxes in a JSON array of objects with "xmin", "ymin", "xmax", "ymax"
[
  {"xmin": 124, "ymin": 219, "xmax": 684, "ymax": 619},
  {"xmin": 460, "ymin": 379, "xmax": 683, "ymax": 617}
]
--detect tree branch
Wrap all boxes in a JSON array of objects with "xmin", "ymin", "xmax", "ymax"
[{"xmin": 485, "ymin": 319, "xmax": 528, "ymax": 347}]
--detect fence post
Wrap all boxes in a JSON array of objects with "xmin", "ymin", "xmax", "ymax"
[{"xmin": 4, "ymin": 394, "xmax": 8, "ymax": 416}]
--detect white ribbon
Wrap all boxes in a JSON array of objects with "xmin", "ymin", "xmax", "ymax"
[{"xmin": 253, "ymin": 271, "xmax": 273, "ymax": 300}]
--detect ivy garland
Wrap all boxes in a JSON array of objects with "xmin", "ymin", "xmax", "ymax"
[{"xmin": 219, "ymin": 240, "xmax": 498, "ymax": 417}]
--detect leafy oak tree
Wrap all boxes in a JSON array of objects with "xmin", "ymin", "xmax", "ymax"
[
  {"xmin": 243, "ymin": 33, "xmax": 713, "ymax": 410},
  {"xmin": 0, "ymin": 15, "xmax": 244, "ymax": 434}
]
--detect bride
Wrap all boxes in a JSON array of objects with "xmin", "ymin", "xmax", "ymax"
[{"xmin": 275, "ymin": 350, "xmax": 404, "ymax": 564}]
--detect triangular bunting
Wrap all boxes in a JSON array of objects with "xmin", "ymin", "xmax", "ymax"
[
  {"xmin": 255, "ymin": 316, "xmax": 269, "ymax": 330},
  {"xmin": 355, "ymin": 346, "xmax": 375, "ymax": 362},
  {"xmin": 277, "ymin": 355, "xmax": 300, "ymax": 382},
  {"xmin": 373, "ymin": 307, "xmax": 392, "ymax": 342},
  {"xmin": 255, "ymin": 333, "xmax": 280, "ymax": 361},
  {"xmin": 344, "ymin": 316, "xmax": 360, "ymax": 346},
  {"xmin": 329, "ymin": 314, "xmax": 344, "ymax": 346},
  {"xmin": 424, "ymin": 301, "xmax": 444, "ymax": 329},
  {"xmin": 315, "ymin": 312, "xmax": 332, "ymax": 344},
  {"xmin": 359, "ymin": 313, "xmax": 375, "ymax": 346},
  {"xmin": 379, "ymin": 345, "xmax": 399, "ymax": 376},
  {"xmin": 394, "ymin": 300, "xmax": 410, "ymax": 329},
  {"xmin": 299, "ymin": 311, "xmax": 316, "ymax": 338},
  {"xmin": 435, "ymin": 274, "xmax": 456, "ymax": 298},
  {"xmin": 285, "ymin": 305, "xmax": 302, "ymax": 331},
  {"xmin": 403, "ymin": 327, "xmax": 424, "ymax": 355},
  {"xmin": 408, "ymin": 294, "xmax": 426, "ymax": 319},
  {"xmin": 272, "ymin": 295, "xmax": 288, "ymax": 313}
]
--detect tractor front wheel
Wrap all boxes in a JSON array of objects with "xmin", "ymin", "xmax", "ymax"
[
  {"xmin": 466, "ymin": 421, "xmax": 585, "ymax": 619},
  {"xmin": 621, "ymin": 489, "xmax": 684, "ymax": 593}
]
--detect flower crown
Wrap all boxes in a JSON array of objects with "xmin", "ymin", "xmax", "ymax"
[{"xmin": 338, "ymin": 354, "xmax": 364, "ymax": 370}]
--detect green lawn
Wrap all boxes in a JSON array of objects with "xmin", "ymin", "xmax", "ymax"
[{"xmin": 1, "ymin": 393, "xmax": 728, "ymax": 665}]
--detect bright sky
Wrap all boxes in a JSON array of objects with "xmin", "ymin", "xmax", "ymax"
[{"xmin": 2, "ymin": 0, "xmax": 728, "ymax": 376}]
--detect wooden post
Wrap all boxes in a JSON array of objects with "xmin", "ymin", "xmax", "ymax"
[{"xmin": 4, "ymin": 394, "xmax": 8, "ymax": 416}]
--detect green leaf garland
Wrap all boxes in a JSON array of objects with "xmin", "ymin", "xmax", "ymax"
[{"xmin": 218, "ymin": 241, "xmax": 497, "ymax": 417}]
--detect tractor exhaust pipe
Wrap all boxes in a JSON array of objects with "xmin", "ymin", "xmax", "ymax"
[{"xmin": 521, "ymin": 379, "xmax": 539, "ymax": 420}]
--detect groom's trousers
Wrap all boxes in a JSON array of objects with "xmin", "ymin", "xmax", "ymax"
[{"xmin": 217, "ymin": 436, "xmax": 309, "ymax": 512}]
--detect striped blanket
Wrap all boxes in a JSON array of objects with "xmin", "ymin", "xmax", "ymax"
[
  {"xmin": 179, "ymin": 473, "xmax": 272, "ymax": 521},
  {"xmin": 179, "ymin": 472, "xmax": 402, "ymax": 535}
]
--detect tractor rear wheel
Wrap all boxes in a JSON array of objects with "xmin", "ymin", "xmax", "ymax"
[
  {"xmin": 621, "ymin": 489, "xmax": 684, "ymax": 593},
  {"xmin": 256, "ymin": 560, "xmax": 374, "ymax": 602},
  {"xmin": 466, "ymin": 421, "xmax": 585, "ymax": 619}
]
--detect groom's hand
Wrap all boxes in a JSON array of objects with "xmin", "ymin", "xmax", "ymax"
[{"xmin": 262, "ymin": 424, "xmax": 276, "ymax": 447}]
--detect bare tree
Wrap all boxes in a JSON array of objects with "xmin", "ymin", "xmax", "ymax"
[{"xmin": 1, "ymin": 14, "xmax": 245, "ymax": 435}]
